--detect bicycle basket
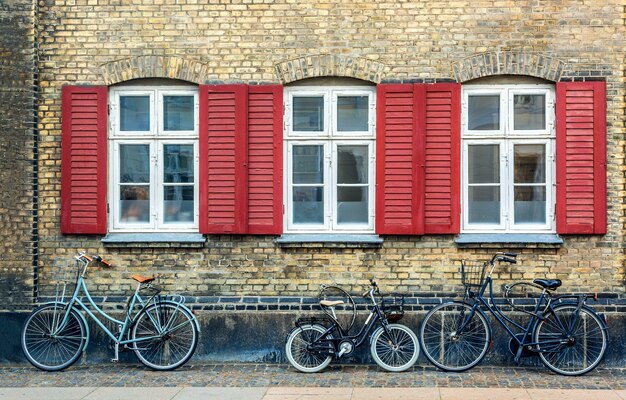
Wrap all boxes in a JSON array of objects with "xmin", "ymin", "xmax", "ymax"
[
  {"xmin": 461, "ymin": 260, "xmax": 487, "ymax": 289},
  {"xmin": 47, "ymin": 259, "xmax": 82, "ymax": 303},
  {"xmin": 381, "ymin": 294, "xmax": 405, "ymax": 322}
]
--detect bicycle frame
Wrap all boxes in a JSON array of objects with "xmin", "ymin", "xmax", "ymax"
[
  {"xmin": 49, "ymin": 257, "xmax": 198, "ymax": 361},
  {"xmin": 461, "ymin": 272, "xmax": 582, "ymax": 360},
  {"xmin": 297, "ymin": 288, "xmax": 393, "ymax": 357}
]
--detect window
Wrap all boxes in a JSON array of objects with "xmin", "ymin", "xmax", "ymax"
[
  {"xmin": 284, "ymin": 87, "xmax": 375, "ymax": 233},
  {"xmin": 462, "ymin": 85, "xmax": 555, "ymax": 232},
  {"xmin": 109, "ymin": 86, "xmax": 199, "ymax": 232}
]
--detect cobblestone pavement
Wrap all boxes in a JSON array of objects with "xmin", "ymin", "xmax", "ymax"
[{"xmin": 0, "ymin": 363, "xmax": 624, "ymax": 390}]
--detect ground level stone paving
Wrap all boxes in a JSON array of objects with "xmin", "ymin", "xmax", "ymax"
[{"xmin": 0, "ymin": 363, "xmax": 624, "ymax": 390}]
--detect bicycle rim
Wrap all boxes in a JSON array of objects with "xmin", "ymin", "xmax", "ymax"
[
  {"xmin": 419, "ymin": 302, "xmax": 490, "ymax": 372},
  {"xmin": 370, "ymin": 324, "xmax": 419, "ymax": 372},
  {"xmin": 21, "ymin": 304, "xmax": 86, "ymax": 371},
  {"xmin": 285, "ymin": 324, "xmax": 333, "ymax": 373},
  {"xmin": 132, "ymin": 302, "xmax": 198, "ymax": 370},
  {"xmin": 535, "ymin": 304, "xmax": 607, "ymax": 376}
]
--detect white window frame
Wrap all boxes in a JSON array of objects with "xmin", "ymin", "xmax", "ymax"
[
  {"xmin": 462, "ymin": 84, "xmax": 555, "ymax": 233},
  {"xmin": 109, "ymin": 86, "xmax": 199, "ymax": 233},
  {"xmin": 284, "ymin": 86, "xmax": 376, "ymax": 233}
]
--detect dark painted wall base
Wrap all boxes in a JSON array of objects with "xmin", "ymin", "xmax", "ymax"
[{"xmin": 1, "ymin": 310, "xmax": 624, "ymax": 368}]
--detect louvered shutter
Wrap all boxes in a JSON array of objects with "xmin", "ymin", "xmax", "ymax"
[
  {"xmin": 420, "ymin": 83, "xmax": 461, "ymax": 234},
  {"xmin": 247, "ymin": 85, "xmax": 283, "ymax": 234},
  {"xmin": 60, "ymin": 85, "xmax": 108, "ymax": 234},
  {"xmin": 376, "ymin": 84, "xmax": 423, "ymax": 234},
  {"xmin": 199, "ymin": 84, "xmax": 248, "ymax": 234},
  {"xmin": 556, "ymin": 81, "xmax": 607, "ymax": 234}
]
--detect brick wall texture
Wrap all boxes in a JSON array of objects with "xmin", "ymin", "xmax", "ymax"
[
  {"xmin": 0, "ymin": 0, "xmax": 36, "ymax": 310},
  {"xmin": 25, "ymin": 0, "xmax": 626, "ymax": 302}
]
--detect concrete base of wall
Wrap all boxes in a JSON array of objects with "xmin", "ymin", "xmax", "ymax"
[{"xmin": 1, "ymin": 310, "xmax": 624, "ymax": 368}]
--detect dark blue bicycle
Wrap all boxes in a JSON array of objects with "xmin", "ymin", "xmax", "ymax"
[{"xmin": 419, "ymin": 252, "xmax": 608, "ymax": 376}]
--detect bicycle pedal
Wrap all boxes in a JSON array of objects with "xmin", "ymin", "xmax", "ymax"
[{"xmin": 111, "ymin": 358, "xmax": 119, "ymax": 363}]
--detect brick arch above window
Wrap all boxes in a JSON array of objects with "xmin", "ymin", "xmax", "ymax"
[
  {"xmin": 99, "ymin": 56, "xmax": 211, "ymax": 86},
  {"xmin": 275, "ymin": 55, "xmax": 387, "ymax": 84},
  {"xmin": 453, "ymin": 51, "xmax": 567, "ymax": 83}
]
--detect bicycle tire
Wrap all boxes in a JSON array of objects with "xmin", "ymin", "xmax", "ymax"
[
  {"xmin": 419, "ymin": 301, "xmax": 490, "ymax": 372},
  {"xmin": 285, "ymin": 324, "xmax": 334, "ymax": 373},
  {"xmin": 370, "ymin": 323, "xmax": 419, "ymax": 372},
  {"xmin": 21, "ymin": 304, "xmax": 86, "ymax": 371},
  {"xmin": 534, "ymin": 303, "xmax": 607, "ymax": 376},
  {"xmin": 131, "ymin": 301, "xmax": 198, "ymax": 371}
]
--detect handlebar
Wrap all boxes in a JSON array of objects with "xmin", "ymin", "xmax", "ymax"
[
  {"xmin": 76, "ymin": 252, "xmax": 111, "ymax": 267},
  {"xmin": 363, "ymin": 278, "xmax": 379, "ymax": 298},
  {"xmin": 490, "ymin": 252, "xmax": 517, "ymax": 265}
]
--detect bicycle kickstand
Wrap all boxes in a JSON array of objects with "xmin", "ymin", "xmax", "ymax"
[{"xmin": 111, "ymin": 343, "xmax": 120, "ymax": 363}]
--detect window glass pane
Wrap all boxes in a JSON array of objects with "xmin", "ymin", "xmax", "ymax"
[
  {"xmin": 293, "ymin": 187, "xmax": 324, "ymax": 224},
  {"xmin": 120, "ymin": 185, "xmax": 150, "ymax": 223},
  {"xmin": 120, "ymin": 95, "xmax": 150, "ymax": 131},
  {"xmin": 337, "ymin": 96, "xmax": 368, "ymax": 131},
  {"xmin": 164, "ymin": 95, "xmax": 194, "ymax": 131},
  {"xmin": 293, "ymin": 145, "xmax": 323, "ymax": 184},
  {"xmin": 337, "ymin": 146, "xmax": 368, "ymax": 184},
  {"xmin": 164, "ymin": 144, "xmax": 194, "ymax": 183},
  {"xmin": 514, "ymin": 186, "xmax": 546, "ymax": 224},
  {"xmin": 120, "ymin": 144, "xmax": 150, "ymax": 183},
  {"xmin": 292, "ymin": 96, "xmax": 324, "ymax": 131},
  {"xmin": 514, "ymin": 94, "xmax": 545, "ymax": 130},
  {"xmin": 468, "ymin": 145, "xmax": 499, "ymax": 184},
  {"xmin": 163, "ymin": 186, "xmax": 195, "ymax": 223},
  {"xmin": 514, "ymin": 144, "xmax": 545, "ymax": 184},
  {"xmin": 468, "ymin": 95, "xmax": 500, "ymax": 130},
  {"xmin": 468, "ymin": 186, "xmax": 500, "ymax": 224},
  {"xmin": 337, "ymin": 187, "xmax": 368, "ymax": 224}
]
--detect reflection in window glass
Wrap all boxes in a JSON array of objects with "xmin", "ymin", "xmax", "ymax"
[
  {"xmin": 337, "ymin": 96, "xmax": 368, "ymax": 132},
  {"xmin": 293, "ymin": 145, "xmax": 323, "ymax": 184},
  {"xmin": 336, "ymin": 146, "xmax": 369, "ymax": 225},
  {"xmin": 164, "ymin": 186, "xmax": 194, "ymax": 223},
  {"xmin": 120, "ymin": 96, "xmax": 150, "ymax": 131},
  {"xmin": 468, "ymin": 95, "xmax": 500, "ymax": 130},
  {"xmin": 164, "ymin": 145, "xmax": 194, "ymax": 183},
  {"xmin": 293, "ymin": 97, "xmax": 324, "ymax": 131},
  {"xmin": 120, "ymin": 186, "xmax": 150, "ymax": 223},
  {"xmin": 468, "ymin": 145, "xmax": 500, "ymax": 184},
  {"xmin": 164, "ymin": 96, "xmax": 194, "ymax": 131},
  {"xmin": 120, "ymin": 145, "xmax": 150, "ymax": 183},
  {"xmin": 514, "ymin": 144, "xmax": 546, "ymax": 224},
  {"xmin": 514, "ymin": 94, "xmax": 545, "ymax": 130}
]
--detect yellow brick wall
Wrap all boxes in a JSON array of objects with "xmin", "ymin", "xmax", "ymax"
[{"xmin": 36, "ymin": 0, "xmax": 625, "ymax": 298}]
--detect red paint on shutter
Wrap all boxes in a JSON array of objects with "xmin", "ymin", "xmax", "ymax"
[
  {"xmin": 556, "ymin": 81, "xmax": 606, "ymax": 234},
  {"xmin": 376, "ymin": 84, "xmax": 423, "ymax": 234},
  {"xmin": 199, "ymin": 85, "xmax": 248, "ymax": 234},
  {"xmin": 60, "ymin": 86, "xmax": 108, "ymax": 234},
  {"xmin": 247, "ymin": 85, "xmax": 283, "ymax": 234},
  {"xmin": 421, "ymin": 83, "xmax": 461, "ymax": 234}
]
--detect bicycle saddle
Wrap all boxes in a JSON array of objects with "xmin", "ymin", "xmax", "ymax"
[
  {"xmin": 320, "ymin": 300, "xmax": 345, "ymax": 307},
  {"xmin": 131, "ymin": 274, "xmax": 156, "ymax": 284},
  {"xmin": 533, "ymin": 278, "xmax": 562, "ymax": 290}
]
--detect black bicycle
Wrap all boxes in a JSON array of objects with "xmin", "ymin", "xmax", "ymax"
[
  {"xmin": 285, "ymin": 279, "xmax": 419, "ymax": 373},
  {"xmin": 419, "ymin": 252, "xmax": 608, "ymax": 376}
]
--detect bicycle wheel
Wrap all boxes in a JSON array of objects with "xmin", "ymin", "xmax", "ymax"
[
  {"xmin": 285, "ymin": 324, "xmax": 334, "ymax": 373},
  {"xmin": 131, "ymin": 302, "xmax": 198, "ymax": 371},
  {"xmin": 370, "ymin": 323, "xmax": 419, "ymax": 372},
  {"xmin": 21, "ymin": 304, "xmax": 86, "ymax": 371},
  {"xmin": 534, "ymin": 304, "xmax": 607, "ymax": 376},
  {"xmin": 419, "ymin": 301, "xmax": 490, "ymax": 372}
]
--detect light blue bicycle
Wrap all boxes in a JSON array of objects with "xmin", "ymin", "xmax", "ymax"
[{"xmin": 21, "ymin": 252, "xmax": 200, "ymax": 371}]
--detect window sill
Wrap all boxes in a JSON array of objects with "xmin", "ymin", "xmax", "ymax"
[
  {"xmin": 275, "ymin": 234, "xmax": 383, "ymax": 249},
  {"xmin": 101, "ymin": 233, "xmax": 206, "ymax": 248},
  {"xmin": 455, "ymin": 233, "xmax": 563, "ymax": 248}
]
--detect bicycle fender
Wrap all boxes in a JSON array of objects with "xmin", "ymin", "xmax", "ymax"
[{"xmin": 34, "ymin": 301, "xmax": 91, "ymax": 352}]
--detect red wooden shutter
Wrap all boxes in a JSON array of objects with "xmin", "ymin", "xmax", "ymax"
[
  {"xmin": 60, "ymin": 85, "xmax": 108, "ymax": 234},
  {"xmin": 556, "ymin": 81, "xmax": 607, "ymax": 234},
  {"xmin": 247, "ymin": 85, "xmax": 283, "ymax": 234},
  {"xmin": 420, "ymin": 83, "xmax": 461, "ymax": 234},
  {"xmin": 199, "ymin": 84, "xmax": 248, "ymax": 234},
  {"xmin": 376, "ymin": 84, "xmax": 423, "ymax": 234}
]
